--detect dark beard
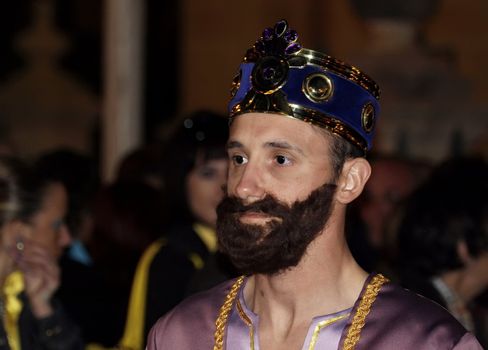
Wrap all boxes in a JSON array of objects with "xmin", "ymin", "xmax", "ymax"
[{"xmin": 216, "ymin": 182, "xmax": 337, "ymax": 275}]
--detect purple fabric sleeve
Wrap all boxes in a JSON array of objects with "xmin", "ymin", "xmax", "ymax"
[
  {"xmin": 452, "ymin": 333, "xmax": 484, "ymax": 350},
  {"xmin": 340, "ymin": 278, "xmax": 484, "ymax": 350},
  {"xmin": 146, "ymin": 279, "xmax": 235, "ymax": 350}
]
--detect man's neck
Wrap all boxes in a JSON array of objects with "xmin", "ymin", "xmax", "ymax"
[{"xmin": 243, "ymin": 227, "xmax": 368, "ymax": 336}]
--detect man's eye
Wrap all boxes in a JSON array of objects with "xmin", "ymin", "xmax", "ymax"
[
  {"xmin": 275, "ymin": 155, "xmax": 291, "ymax": 165},
  {"xmin": 232, "ymin": 155, "xmax": 248, "ymax": 165}
]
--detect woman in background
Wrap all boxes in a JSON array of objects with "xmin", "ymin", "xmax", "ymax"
[
  {"xmin": 116, "ymin": 110, "xmax": 237, "ymax": 350},
  {"xmin": 0, "ymin": 156, "xmax": 82, "ymax": 349},
  {"xmin": 397, "ymin": 156, "xmax": 488, "ymax": 347}
]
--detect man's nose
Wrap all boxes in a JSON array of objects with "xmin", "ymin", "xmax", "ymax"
[{"xmin": 233, "ymin": 162, "xmax": 265, "ymax": 203}]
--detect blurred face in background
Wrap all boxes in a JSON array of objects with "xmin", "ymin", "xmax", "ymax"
[
  {"xmin": 28, "ymin": 182, "xmax": 71, "ymax": 259},
  {"xmin": 360, "ymin": 159, "xmax": 417, "ymax": 248},
  {"xmin": 186, "ymin": 154, "xmax": 228, "ymax": 229}
]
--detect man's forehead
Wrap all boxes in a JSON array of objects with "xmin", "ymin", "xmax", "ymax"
[
  {"xmin": 228, "ymin": 113, "xmax": 329, "ymax": 149},
  {"xmin": 230, "ymin": 112, "xmax": 314, "ymax": 133}
]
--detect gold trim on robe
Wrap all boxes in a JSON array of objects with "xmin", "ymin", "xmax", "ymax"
[{"xmin": 213, "ymin": 274, "xmax": 389, "ymax": 350}]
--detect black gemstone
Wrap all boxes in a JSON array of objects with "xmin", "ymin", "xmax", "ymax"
[
  {"xmin": 262, "ymin": 67, "xmax": 276, "ymax": 80},
  {"xmin": 285, "ymin": 43, "xmax": 301, "ymax": 55},
  {"xmin": 245, "ymin": 48, "xmax": 259, "ymax": 61},
  {"xmin": 274, "ymin": 20, "xmax": 288, "ymax": 37},
  {"xmin": 254, "ymin": 41, "xmax": 265, "ymax": 52},
  {"xmin": 251, "ymin": 56, "xmax": 289, "ymax": 93},
  {"xmin": 284, "ymin": 30, "xmax": 298, "ymax": 43},
  {"xmin": 262, "ymin": 28, "xmax": 274, "ymax": 40}
]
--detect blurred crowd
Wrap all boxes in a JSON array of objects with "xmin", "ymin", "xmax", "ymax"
[{"xmin": 0, "ymin": 110, "xmax": 486, "ymax": 349}]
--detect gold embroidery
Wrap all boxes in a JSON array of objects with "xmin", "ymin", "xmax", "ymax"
[
  {"xmin": 213, "ymin": 276, "xmax": 245, "ymax": 350},
  {"xmin": 236, "ymin": 300, "xmax": 255, "ymax": 350},
  {"xmin": 342, "ymin": 274, "xmax": 389, "ymax": 350},
  {"xmin": 307, "ymin": 313, "xmax": 350, "ymax": 350}
]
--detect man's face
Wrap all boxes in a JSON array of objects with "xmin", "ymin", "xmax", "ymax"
[{"xmin": 217, "ymin": 113, "xmax": 338, "ymax": 275}]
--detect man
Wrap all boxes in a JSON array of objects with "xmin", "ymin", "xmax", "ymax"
[{"xmin": 147, "ymin": 20, "xmax": 482, "ymax": 349}]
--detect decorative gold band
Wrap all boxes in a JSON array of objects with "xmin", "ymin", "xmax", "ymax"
[
  {"xmin": 213, "ymin": 276, "xmax": 245, "ymax": 350},
  {"xmin": 230, "ymin": 104, "xmax": 369, "ymax": 154},
  {"xmin": 297, "ymin": 49, "xmax": 380, "ymax": 100},
  {"xmin": 342, "ymin": 274, "xmax": 389, "ymax": 350},
  {"xmin": 290, "ymin": 104, "xmax": 368, "ymax": 153}
]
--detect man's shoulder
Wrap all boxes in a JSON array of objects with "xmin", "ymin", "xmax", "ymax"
[
  {"xmin": 378, "ymin": 281, "xmax": 463, "ymax": 326},
  {"xmin": 353, "ymin": 279, "xmax": 482, "ymax": 349},
  {"xmin": 146, "ymin": 278, "xmax": 236, "ymax": 350}
]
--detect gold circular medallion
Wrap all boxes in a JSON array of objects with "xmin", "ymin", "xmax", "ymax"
[
  {"xmin": 302, "ymin": 73, "xmax": 333, "ymax": 103},
  {"xmin": 361, "ymin": 103, "xmax": 375, "ymax": 133},
  {"xmin": 251, "ymin": 56, "xmax": 289, "ymax": 94}
]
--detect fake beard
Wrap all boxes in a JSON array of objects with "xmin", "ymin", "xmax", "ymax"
[{"xmin": 217, "ymin": 183, "xmax": 336, "ymax": 275}]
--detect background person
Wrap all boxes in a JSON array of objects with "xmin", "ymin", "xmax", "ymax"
[
  {"xmin": 86, "ymin": 181, "xmax": 165, "ymax": 347},
  {"xmin": 347, "ymin": 154, "xmax": 430, "ymax": 273},
  {"xmin": 34, "ymin": 149, "xmax": 105, "ymax": 345},
  {"xmin": 0, "ymin": 156, "xmax": 83, "ymax": 349},
  {"xmin": 111, "ymin": 110, "xmax": 237, "ymax": 350},
  {"xmin": 397, "ymin": 156, "xmax": 488, "ymax": 347}
]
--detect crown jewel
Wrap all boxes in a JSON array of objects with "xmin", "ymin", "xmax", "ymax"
[
  {"xmin": 245, "ymin": 20, "xmax": 301, "ymax": 62},
  {"xmin": 228, "ymin": 20, "xmax": 381, "ymax": 153}
]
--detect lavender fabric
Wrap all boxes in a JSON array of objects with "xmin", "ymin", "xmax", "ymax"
[
  {"xmin": 147, "ymin": 274, "xmax": 483, "ymax": 349},
  {"xmin": 225, "ymin": 278, "xmax": 351, "ymax": 350},
  {"xmin": 340, "ymin": 275, "xmax": 483, "ymax": 350}
]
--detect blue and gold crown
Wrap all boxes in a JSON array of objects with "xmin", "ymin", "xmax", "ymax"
[{"xmin": 228, "ymin": 20, "xmax": 381, "ymax": 153}]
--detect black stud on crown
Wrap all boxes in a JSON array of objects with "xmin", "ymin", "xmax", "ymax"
[{"xmin": 244, "ymin": 20, "xmax": 302, "ymax": 62}]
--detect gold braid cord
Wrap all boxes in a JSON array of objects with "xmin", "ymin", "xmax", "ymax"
[
  {"xmin": 342, "ymin": 274, "xmax": 389, "ymax": 350},
  {"xmin": 213, "ymin": 276, "xmax": 245, "ymax": 350}
]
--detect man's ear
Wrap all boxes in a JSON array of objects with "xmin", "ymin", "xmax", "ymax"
[{"xmin": 335, "ymin": 158, "xmax": 371, "ymax": 204}]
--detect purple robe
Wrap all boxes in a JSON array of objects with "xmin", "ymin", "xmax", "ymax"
[{"xmin": 147, "ymin": 274, "xmax": 483, "ymax": 349}]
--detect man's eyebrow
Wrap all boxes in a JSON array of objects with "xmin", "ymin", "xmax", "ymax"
[
  {"xmin": 226, "ymin": 140, "xmax": 243, "ymax": 150},
  {"xmin": 226, "ymin": 140, "xmax": 305, "ymax": 155},
  {"xmin": 265, "ymin": 141, "xmax": 304, "ymax": 155}
]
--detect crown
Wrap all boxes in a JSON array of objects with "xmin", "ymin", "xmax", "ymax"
[{"xmin": 228, "ymin": 20, "xmax": 381, "ymax": 153}]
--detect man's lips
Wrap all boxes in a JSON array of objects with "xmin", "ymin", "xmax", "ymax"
[
  {"xmin": 240, "ymin": 211, "xmax": 269, "ymax": 218},
  {"xmin": 237, "ymin": 211, "xmax": 280, "ymax": 224}
]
